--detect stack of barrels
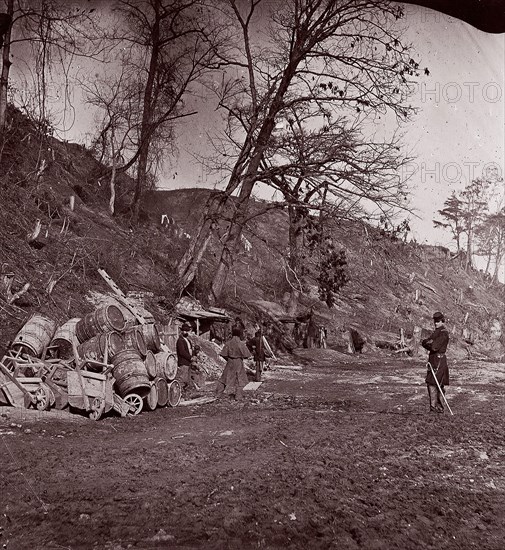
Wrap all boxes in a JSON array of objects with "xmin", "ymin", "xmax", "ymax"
[
  {"xmin": 8, "ymin": 304, "xmax": 182, "ymax": 417},
  {"xmin": 71, "ymin": 303, "xmax": 180, "ymax": 409}
]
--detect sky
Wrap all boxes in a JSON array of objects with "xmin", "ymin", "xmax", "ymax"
[
  {"xmin": 10, "ymin": 1, "xmax": 503, "ymax": 253},
  {"xmin": 400, "ymin": 3, "xmax": 504, "ymax": 247}
]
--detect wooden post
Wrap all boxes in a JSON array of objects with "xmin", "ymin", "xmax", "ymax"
[
  {"xmin": 346, "ymin": 331, "xmax": 356, "ymax": 354},
  {"xmin": 399, "ymin": 328, "xmax": 405, "ymax": 347},
  {"xmin": 411, "ymin": 326, "xmax": 422, "ymax": 356}
]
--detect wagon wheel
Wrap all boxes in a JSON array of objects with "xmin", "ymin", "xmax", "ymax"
[
  {"xmin": 89, "ymin": 397, "xmax": 105, "ymax": 421},
  {"xmin": 35, "ymin": 385, "xmax": 52, "ymax": 411},
  {"xmin": 124, "ymin": 393, "xmax": 143, "ymax": 416}
]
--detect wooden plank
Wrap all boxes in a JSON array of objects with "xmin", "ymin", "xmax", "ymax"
[
  {"xmin": 97, "ymin": 268, "xmax": 125, "ymax": 297},
  {"xmin": 0, "ymin": 381, "xmax": 28, "ymax": 408},
  {"xmin": 71, "ymin": 338, "xmax": 90, "ymax": 411},
  {"xmin": 262, "ymin": 336, "xmax": 276, "ymax": 360},
  {"xmin": 79, "ymin": 370, "xmax": 107, "ymax": 381},
  {"xmin": 244, "ymin": 381, "xmax": 262, "ymax": 391},
  {"xmin": 0, "ymin": 360, "xmax": 34, "ymax": 405},
  {"xmin": 97, "ymin": 268, "xmax": 147, "ymax": 325},
  {"xmin": 113, "ymin": 294, "xmax": 148, "ymax": 325}
]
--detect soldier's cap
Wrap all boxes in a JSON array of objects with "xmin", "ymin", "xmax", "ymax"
[
  {"xmin": 433, "ymin": 311, "xmax": 445, "ymax": 322},
  {"xmin": 181, "ymin": 323, "xmax": 192, "ymax": 331}
]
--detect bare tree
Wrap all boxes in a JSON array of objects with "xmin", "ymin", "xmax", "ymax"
[
  {"xmin": 0, "ymin": 0, "xmax": 14, "ymax": 135},
  {"xmin": 111, "ymin": 0, "xmax": 223, "ymax": 222},
  {"xmin": 258, "ymin": 110, "xmax": 412, "ymax": 310},
  {"xmin": 177, "ymin": 0, "xmax": 420, "ymax": 303},
  {"xmin": 82, "ymin": 65, "xmax": 141, "ymax": 215},
  {"xmin": 0, "ymin": 0, "xmax": 105, "ymax": 141}
]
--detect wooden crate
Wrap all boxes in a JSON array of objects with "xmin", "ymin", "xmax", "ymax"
[{"xmin": 67, "ymin": 370, "xmax": 114, "ymax": 413}]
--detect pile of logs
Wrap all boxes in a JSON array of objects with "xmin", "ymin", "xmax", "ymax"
[{"xmin": 0, "ymin": 304, "xmax": 181, "ymax": 420}]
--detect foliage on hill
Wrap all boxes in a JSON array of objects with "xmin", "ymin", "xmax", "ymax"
[{"xmin": 1, "ymin": 106, "xmax": 504, "ymax": 361}]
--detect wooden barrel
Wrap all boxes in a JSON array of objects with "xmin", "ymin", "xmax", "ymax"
[
  {"xmin": 144, "ymin": 350, "xmax": 157, "ymax": 380},
  {"xmin": 155, "ymin": 377, "xmax": 169, "ymax": 407},
  {"xmin": 78, "ymin": 331, "xmax": 124, "ymax": 362},
  {"xmin": 76, "ymin": 304, "xmax": 126, "ymax": 343},
  {"xmin": 154, "ymin": 351, "xmax": 177, "ymax": 381},
  {"xmin": 144, "ymin": 383, "xmax": 158, "ymax": 411},
  {"xmin": 11, "ymin": 314, "xmax": 57, "ymax": 357},
  {"xmin": 167, "ymin": 379, "xmax": 181, "ymax": 407},
  {"xmin": 122, "ymin": 326, "xmax": 147, "ymax": 357},
  {"xmin": 50, "ymin": 318, "xmax": 80, "ymax": 359},
  {"xmin": 139, "ymin": 323, "xmax": 161, "ymax": 352},
  {"xmin": 111, "ymin": 349, "xmax": 150, "ymax": 398}
]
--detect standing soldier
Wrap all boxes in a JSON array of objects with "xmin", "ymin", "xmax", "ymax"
[{"xmin": 422, "ymin": 311, "xmax": 450, "ymax": 413}]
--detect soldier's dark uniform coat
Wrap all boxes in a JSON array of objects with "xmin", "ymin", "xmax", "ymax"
[{"xmin": 422, "ymin": 324, "xmax": 450, "ymax": 386}]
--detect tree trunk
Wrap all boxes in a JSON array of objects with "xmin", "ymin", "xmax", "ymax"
[
  {"xmin": 286, "ymin": 203, "xmax": 305, "ymax": 315},
  {"xmin": 109, "ymin": 128, "xmax": 116, "ymax": 215},
  {"xmin": 209, "ymin": 60, "xmax": 299, "ymax": 303},
  {"xmin": 176, "ymin": 192, "xmax": 229, "ymax": 293},
  {"xmin": 465, "ymin": 225, "xmax": 474, "ymax": 271},
  {"xmin": 492, "ymin": 249, "xmax": 503, "ymax": 283},
  {"xmin": 131, "ymin": 0, "xmax": 160, "ymax": 223},
  {"xmin": 0, "ymin": 0, "xmax": 14, "ymax": 139},
  {"xmin": 109, "ymin": 160, "xmax": 117, "ymax": 216}
]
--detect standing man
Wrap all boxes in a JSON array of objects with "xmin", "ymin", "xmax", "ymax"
[
  {"xmin": 247, "ymin": 329, "xmax": 271, "ymax": 382},
  {"xmin": 306, "ymin": 314, "xmax": 318, "ymax": 349},
  {"xmin": 216, "ymin": 327, "xmax": 251, "ymax": 400},
  {"xmin": 232, "ymin": 316, "xmax": 246, "ymax": 340},
  {"xmin": 422, "ymin": 311, "xmax": 450, "ymax": 413},
  {"xmin": 318, "ymin": 325, "xmax": 328, "ymax": 349},
  {"xmin": 176, "ymin": 323, "xmax": 193, "ymax": 394}
]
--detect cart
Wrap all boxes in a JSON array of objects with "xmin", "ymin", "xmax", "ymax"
[
  {"xmin": 0, "ymin": 356, "xmax": 56, "ymax": 410},
  {"xmin": 67, "ymin": 369, "xmax": 116, "ymax": 421}
]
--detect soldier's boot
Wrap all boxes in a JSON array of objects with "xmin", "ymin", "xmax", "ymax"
[{"xmin": 427, "ymin": 385, "xmax": 437, "ymax": 412}]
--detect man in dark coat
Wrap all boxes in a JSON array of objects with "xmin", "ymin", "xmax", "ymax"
[
  {"xmin": 232, "ymin": 316, "xmax": 246, "ymax": 340},
  {"xmin": 306, "ymin": 315, "xmax": 318, "ymax": 348},
  {"xmin": 422, "ymin": 311, "xmax": 450, "ymax": 413},
  {"xmin": 247, "ymin": 329, "xmax": 271, "ymax": 382},
  {"xmin": 176, "ymin": 323, "xmax": 193, "ymax": 393}
]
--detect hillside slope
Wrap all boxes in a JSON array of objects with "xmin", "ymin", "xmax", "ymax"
[
  {"xmin": 1, "ymin": 107, "xmax": 503, "ymax": 361},
  {"xmin": 145, "ymin": 188, "xmax": 505, "ymax": 361}
]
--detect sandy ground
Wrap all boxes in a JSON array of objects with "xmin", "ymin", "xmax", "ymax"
[{"xmin": 1, "ymin": 354, "xmax": 504, "ymax": 549}]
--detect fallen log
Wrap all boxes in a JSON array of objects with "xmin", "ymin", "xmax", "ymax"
[
  {"xmin": 273, "ymin": 365, "xmax": 303, "ymax": 371},
  {"xmin": 179, "ymin": 396, "xmax": 217, "ymax": 406},
  {"xmin": 418, "ymin": 280, "xmax": 437, "ymax": 294}
]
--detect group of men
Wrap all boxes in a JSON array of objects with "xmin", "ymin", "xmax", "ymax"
[
  {"xmin": 176, "ymin": 317, "xmax": 272, "ymax": 400},
  {"xmin": 176, "ymin": 309, "xmax": 452, "ymax": 413}
]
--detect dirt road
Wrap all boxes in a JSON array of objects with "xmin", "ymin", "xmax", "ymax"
[{"xmin": 1, "ymin": 354, "xmax": 504, "ymax": 549}]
